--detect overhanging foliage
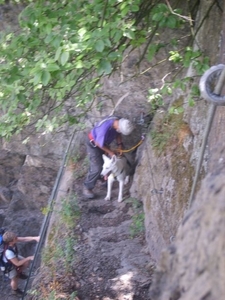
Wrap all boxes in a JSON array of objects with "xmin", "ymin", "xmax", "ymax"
[{"xmin": 0, "ymin": 0, "xmax": 207, "ymax": 139}]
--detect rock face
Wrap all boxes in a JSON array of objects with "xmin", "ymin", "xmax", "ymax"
[
  {"xmin": 0, "ymin": 148, "xmax": 60, "ymax": 299},
  {"xmin": 130, "ymin": 122, "xmax": 195, "ymax": 262},
  {"xmin": 0, "ymin": 149, "xmax": 59, "ymax": 238},
  {"xmin": 148, "ymin": 147, "xmax": 225, "ymax": 300},
  {"xmin": 0, "ymin": 1, "xmax": 225, "ymax": 299},
  {"xmin": 130, "ymin": 0, "xmax": 224, "ymax": 263}
]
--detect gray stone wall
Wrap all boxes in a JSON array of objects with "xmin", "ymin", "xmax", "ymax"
[{"xmin": 148, "ymin": 145, "xmax": 225, "ymax": 299}]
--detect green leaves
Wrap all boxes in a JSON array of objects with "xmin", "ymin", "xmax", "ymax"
[
  {"xmin": 169, "ymin": 106, "xmax": 184, "ymax": 115},
  {"xmin": 98, "ymin": 59, "xmax": 112, "ymax": 75},
  {"xmin": 151, "ymin": 3, "xmax": 183, "ymax": 28},
  {"xmin": 0, "ymin": 0, "xmax": 207, "ymax": 138},
  {"xmin": 60, "ymin": 51, "xmax": 70, "ymax": 66},
  {"xmin": 55, "ymin": 47, "xmax": 70, "ymax": 65},
  {"xmin": 169, "ymin": 50, "xmax": 182, "ymax": 63},
  {"xmin": 42, "ymin": 70, "xmax": 51, "ymax": 86},
  {"xmin": 95, "ymin": 40, "xmax": 105, "ymax": 52},
  {"xmin": 33, "ymin": 72, "xmax": 42, "ymax": 86}
]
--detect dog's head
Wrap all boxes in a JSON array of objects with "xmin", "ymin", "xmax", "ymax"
[{"xmin": 101, "ymin": 154, "xmax": 117, "ymax": 176}]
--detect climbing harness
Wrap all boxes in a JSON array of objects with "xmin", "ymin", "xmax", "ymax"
[{"xmin": 188, "ymin": 64, "xmax": 225, "ymax": 209}]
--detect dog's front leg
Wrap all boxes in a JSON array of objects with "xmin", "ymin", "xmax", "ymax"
[
  {"xmin": 105, "ymin": 174, "xmax": 114, "ymax": 201},
  {"xmin": 118, "ymin": 180, "xmax": 124, "ymax": 202},
  {"xmin": 124, "ymin": 175, "xmax": 129, "ymax": 185}
]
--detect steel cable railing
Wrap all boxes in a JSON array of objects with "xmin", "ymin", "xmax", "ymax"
[
  {"xmin": 188, "ymin": 66, "xmax": 225, "ymax": 209},
  {"xmin": 22, "ymin": 127, "xmax": 77, "ymax": 299}
]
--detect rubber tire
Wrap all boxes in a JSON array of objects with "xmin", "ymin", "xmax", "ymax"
[{"xmin": 199, "ymin": 64, "xmax": 225, "ymax": 105}]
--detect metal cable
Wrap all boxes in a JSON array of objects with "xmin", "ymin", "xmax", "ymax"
[
  {"xmin": 22, "ymin": 127, "xmax": 77, "ymax": 299},
  {"xmin": 188, "ymin": 66, "xmax": 225, "ymax": 209}
]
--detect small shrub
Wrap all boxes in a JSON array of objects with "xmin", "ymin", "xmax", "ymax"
[
  {"xmin": 130, "ymin": 213, "xmax": 145, "ymax": 238},
  {"xmin": 126, "ymin": 197, "xmax": 145, "ymax": 238}
]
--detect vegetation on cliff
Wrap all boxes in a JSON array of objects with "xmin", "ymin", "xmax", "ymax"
[{"xmin": 0, "ymin": 0, "xmax": 208, "ymax": 139}]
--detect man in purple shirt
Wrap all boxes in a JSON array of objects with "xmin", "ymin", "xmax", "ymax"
[{"xmin": 83, "ymin": 116, "xmax": 134, "ymax": 199}]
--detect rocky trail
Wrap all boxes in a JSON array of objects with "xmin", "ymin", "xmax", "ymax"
[
  {"xmin": 0, "ymin": 274, "xmax": 20, "ymax": 300},
  {"xmin": 71, "ymin": 177, "xmax": 154, "ymax": 300},
  {"xmin": 0, "ymin": 163, "xmax": 155, "ymax": 300}
]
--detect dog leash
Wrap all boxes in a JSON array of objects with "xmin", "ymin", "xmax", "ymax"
[{"xmin": 114, "ymin": 136, "xmax": 145, "ymax": 153}]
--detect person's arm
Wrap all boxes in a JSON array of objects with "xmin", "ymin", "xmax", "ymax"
[
  {"xmin": 17, "ymin": 236, "xmax": 40, "ymax": 243},
  {"xmin": 95, "ymin": 142, "xmax": 115, "ymax": 157},
  {"xmin": 116, "ymin": 134, "xmax": 123, "ymax": 155},
  {"xmin": 9, "ymin": 255, "xmax": 34, "ymax": 267},
  {"xmin": 116, "ymin": 134, "xmax": 123, "ymax": 146}
]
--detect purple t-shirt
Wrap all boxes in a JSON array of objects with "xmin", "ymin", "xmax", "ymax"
[{"xmin": 91, "ymin": 119, "xmax": 119, "ymax": 147}]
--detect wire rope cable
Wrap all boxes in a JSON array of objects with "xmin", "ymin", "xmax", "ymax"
[
  {"xmin": 22, "ymin": 127, "xmax": 77, "ymax": 299},
  {"xmin": 188, "ymin": 65, "xmax": 225, "ymax": 209}
]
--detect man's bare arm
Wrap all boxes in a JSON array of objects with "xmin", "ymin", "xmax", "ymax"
[
  {"xmin": 17, "ymin": 236, "xmax": 40, "ymax": 243},
  {"xmin": 9, "ymin": 255, "xmax": 34, "ymax": 267}
]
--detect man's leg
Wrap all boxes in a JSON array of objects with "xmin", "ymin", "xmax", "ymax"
[
  {"xmin": 11, "ymin": 276, "xmax": 19, "ymax": 290},
  {"xmin": 83, "ymin": 138, "xmax": 104, "ymax": 198},
  {"xmin": 12, "ymin": 280, "xmax": 24, "ymax": 295},
  {"xmin": 7, "ymin": 267, "xmax": 24, "ymax": 295}
]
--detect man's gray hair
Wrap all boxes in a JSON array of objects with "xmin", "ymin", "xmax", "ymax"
[{"xmin": 118, "ymin": 118, "xmax": 134, "ymax": 135}]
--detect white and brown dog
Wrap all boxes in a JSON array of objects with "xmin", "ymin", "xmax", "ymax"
[{"xmin": 101, "ymin": 154, "xmax": 132, "ymax": 202}]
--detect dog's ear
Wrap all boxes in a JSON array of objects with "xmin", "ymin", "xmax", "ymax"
[
  {"xmin": 111, "ymin": 155, "xmax": 116, "ymax": 163},
  {"xmin": 102, "ymin": 154, "xmax": 108, "ymax": 161}
]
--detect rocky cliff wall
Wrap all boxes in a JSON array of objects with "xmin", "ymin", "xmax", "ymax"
[
  {"xmin": 148, "ymin": 144, "xmax": 225, "ymax": 300},
  {"xmin": 131, "ymin": 0, "xmax": 224, "ymax": 262}
]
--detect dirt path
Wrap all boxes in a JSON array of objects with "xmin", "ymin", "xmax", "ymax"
[
  {"xmin": 72, "ymin": 178, "xmax": 154, "ymax": 300},
  {"xmin": 0, "ymin": 276, "xmax": 22, "ymax": 300},
  {"xmin": 0, "ymin": 163, "xmax": 154, "ymax": 300}
]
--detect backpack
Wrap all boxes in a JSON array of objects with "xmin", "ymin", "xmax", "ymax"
[
  {"xmin": 0, "ymin": 227, "xmax": 6, "ymax": 255},
  {"xmin": 0, "ymin": 228, "xmax": 6, "ymax": 272},
  {"xmin": 0, "ymin": 228, "xmax": 17, "ymax": 274}
]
